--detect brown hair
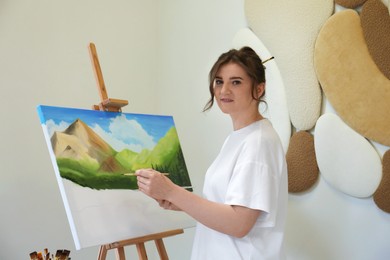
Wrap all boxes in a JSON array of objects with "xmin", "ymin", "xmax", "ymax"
[{"xmin": 203, "ymin": 46, "xmax": 266, "ymax": 112}]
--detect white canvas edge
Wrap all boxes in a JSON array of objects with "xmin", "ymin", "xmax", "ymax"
[{"xmin": 41, "ymin": 124, "xmax": 82, "ymax": 249}]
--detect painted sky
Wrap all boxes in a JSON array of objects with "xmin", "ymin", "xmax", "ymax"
[{"xmin": 37, "ymin": 105, "xmax": 176, "ymax": 152}]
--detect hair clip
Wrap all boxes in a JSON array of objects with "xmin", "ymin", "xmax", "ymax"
[{"xmin": 262, "ymin": 56, "xmax": 274, "ymax": 64}]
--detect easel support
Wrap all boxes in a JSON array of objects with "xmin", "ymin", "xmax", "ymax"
[
  {"xmin": 88, "ymin": 42, "xmax": 184, "ymax": 260},
  {"xmin": 88, "ymin": 42, "xmax": 128, "ymax": 112},
  {"xmin": 97, "ymin": 229, "xmax": 184, "ymax": 260}
]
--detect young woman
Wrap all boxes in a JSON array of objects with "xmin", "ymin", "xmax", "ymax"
[{"xmin": 136, "ymin": 46, "xmax": 288, "ymax": 260}]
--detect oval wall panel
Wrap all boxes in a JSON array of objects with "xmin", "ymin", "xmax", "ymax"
[
  {"xmin": 361, "ymin": 0, "xmax": 390, "ymax": 80},
  {"xmin": 232, "ymin": 28, "xmax": 291, "ymax": 153},
  {"xmin": 315, "ymin": 113, "xmax": 382, "ymax": 198},
  {"xmin": 335, "ymin": 0, "xmax": 367, "ymax": 8},
  {"xmin": 314, "ymin": 10, "xmax": 390, "ymax": 146},
  {"xmin": 286, "ymin": 131, "xmax": 319, "ymax": 193},
  {"xmin": 373, "ymin": 150, "xmax": 390, "ymax": 213},
  {"xmin": 244, "ymin": 0, "xmax": 333, "ymax": 131}
]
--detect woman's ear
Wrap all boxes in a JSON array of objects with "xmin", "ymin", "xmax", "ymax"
[{"xmin": 256, "ymin": 83, "xmax": 265, "ymax": 99}]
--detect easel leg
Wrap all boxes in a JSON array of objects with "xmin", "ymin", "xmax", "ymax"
[
  {"xmin": 97, "ymin": 245, "xmax": 108, "ymax": 260},
  {"xmin": 155, "ymin": 239, "xmax": 168, "ymax": 260},
  {"xmin": 136, "ymin": 243, "xmax": 148, "ymax": 260},
  {"xmin": 97, "ymin": 229, "xmax": 183, "ymax": 260},
  {"xmin": 115, "ymin": 247, "xmax": 126, "ymax": 260}
]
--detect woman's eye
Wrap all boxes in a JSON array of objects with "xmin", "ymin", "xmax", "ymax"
[
  {"xmin": 232, "ymin": 80, "xmax": 241, "ymax": 85},
  {"xmin": 214, "ymin": 79, "xmax": 223, "ymax": 86}
]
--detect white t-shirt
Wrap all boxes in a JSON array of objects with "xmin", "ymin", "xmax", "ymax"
[{"xmin": 191, "ymin": 119, "xmax": 288, "ymax": 260}]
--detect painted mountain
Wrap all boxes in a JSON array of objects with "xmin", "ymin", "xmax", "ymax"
[{"xmin": 38, "ymin": 105, "xmax": 192, "ymax": 191}]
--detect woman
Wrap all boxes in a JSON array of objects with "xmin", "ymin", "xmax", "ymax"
[{"xmin": 136, "ymin": 46, "xmax": 288, "ymax": 260}]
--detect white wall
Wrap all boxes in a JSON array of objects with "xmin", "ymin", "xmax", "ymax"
[
  {"xmin": 1, "ymin": 0, "xmax": 390, "ymax": 259},
  {"xmin": 0, "ymin": 0, "xmax": 159, "ymax": 259}
]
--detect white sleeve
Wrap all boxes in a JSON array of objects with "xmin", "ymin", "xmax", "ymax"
[{"xmin": 224, "ymin": 140, "xmax": 281, "ymax": 227}]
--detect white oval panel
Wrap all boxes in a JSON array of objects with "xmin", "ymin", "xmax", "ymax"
[
  {"xmin": 232, "ymin": 28, "xmax": 291, "ymax": 152},
  {"xmin": 314, "ymin": 113, "xmax": 382, "ymax": 198},
  {"xmin": 245, "ymin": 0, "xmax": 333, "ymax": 130}
]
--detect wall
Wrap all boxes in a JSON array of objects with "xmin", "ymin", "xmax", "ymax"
[
  {"xmin": 0, "ymin": 0, "xmax": 160, "ymax": 259},
  {"xmin": 1, "ymin": 0, "xmax": 389, "ymax": 259}
]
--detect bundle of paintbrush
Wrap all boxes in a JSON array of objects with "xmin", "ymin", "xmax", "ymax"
[{"xmin": 29, "ymin": 248, "xmax": 71, "ymax": 260}]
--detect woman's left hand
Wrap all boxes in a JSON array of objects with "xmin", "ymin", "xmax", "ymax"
[{"xmin": 157, "ymin": 199, "xmax": 182, "ymax": 211}]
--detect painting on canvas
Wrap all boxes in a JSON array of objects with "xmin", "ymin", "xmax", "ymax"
[{"xmin": 37, "ymin": 105, "xmax": 194, "ymax": 249}]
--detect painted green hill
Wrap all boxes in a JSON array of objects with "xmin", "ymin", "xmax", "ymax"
[
  {"xmin": 115, "ymin": 127, "xmax": 192, "ymax": 190},
  {"xmin": 53, "ymin": 119, "xmax": 192, "ymax": 190}
]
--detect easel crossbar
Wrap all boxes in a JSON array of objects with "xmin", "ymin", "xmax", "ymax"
[
  {"xmin": 104, "ymin": 229, "xmax": 183, "ymax": 250},
  {"xmin": 97, "ymin": 229, "xmax": 184, "ymax": 260}
]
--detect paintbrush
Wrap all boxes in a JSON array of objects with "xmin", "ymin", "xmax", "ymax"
[
  {"xmin": 43, "ymin": 248, "xmax": 49, "ymax": 260},
  {"xmin": 29, "ymin": 251, "xmax": 38, "ymax": 260},
  {"xmin": 55, "ymin": 249, "xmax": 70, "ymax": 260},
  {"xmin": 37, "ymin": 252, "xmax": 43, "ymax": 260},
  {"xmin": 123, "ymin": 173, "xmax": 169, "ymax": 176}
]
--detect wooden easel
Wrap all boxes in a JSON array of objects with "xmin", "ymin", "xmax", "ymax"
[
  {"xmin": 88, "ymin": 42, "xmax": 184, "ymax": 260},
  {"xmin": 96, "ymin": 229, "xmax": 184, "ymax": 260},
  {"xmin": 89, "ymin": 42, "xmax": 128, "ymax": 112}
]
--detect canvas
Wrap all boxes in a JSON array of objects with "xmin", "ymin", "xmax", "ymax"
[{"xmin": 37, "ymin": 105, "xmax": 195, "ymax": 250}]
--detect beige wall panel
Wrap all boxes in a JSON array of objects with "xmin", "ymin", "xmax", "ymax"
[{"xmin": 314, "ymin": 10, "xmax": 390, "ymax": 146}]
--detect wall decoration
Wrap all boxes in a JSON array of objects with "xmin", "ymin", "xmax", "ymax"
[
  {"xmin": 286, "ymin": 131, "xmax": 319, "ymax": 193},
  {"xmin": 232, "ymin": 27, "xmax": 291, "ymax": 152},
  {"xmin": 374, "ymin": 150, "xmax": 390, "ymax": 213},
  {"xmin": 388, "ymin": 0, "xmax": 390, "ymax": 14},
  {"xmin": 361, "ymin": 0, "xmax": 390, "ymax": 80},
  {"xmin": 240, "ymin": 1, "xmax": 390, "ymax": 214},
  {"xmin": 335, "ymin": 0, "xmax": 367, "ymax": 8},
  {"xmin": 314, "ymin": 10, "xmax": 390, "ymax": 146},
  {"xmin": 244, "ymin": 0, "xmax": 333, "ymax": 131},
  {"xmin": 315, "ymin": 114, "xmax": 382, "ymax": 198},
  {"xmin": 37, "ymin": 105, "xmax": 194, "ymax": 249}
]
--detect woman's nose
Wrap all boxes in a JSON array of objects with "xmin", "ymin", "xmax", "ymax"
[{"xmin": 220, "ymin": 83, "xmax": 231, "ymax": 94}]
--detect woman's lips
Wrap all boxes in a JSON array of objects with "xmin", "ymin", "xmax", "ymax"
[{"xmin": 220, "ymin": 97, "xmax": 233, "ymax": 102}]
